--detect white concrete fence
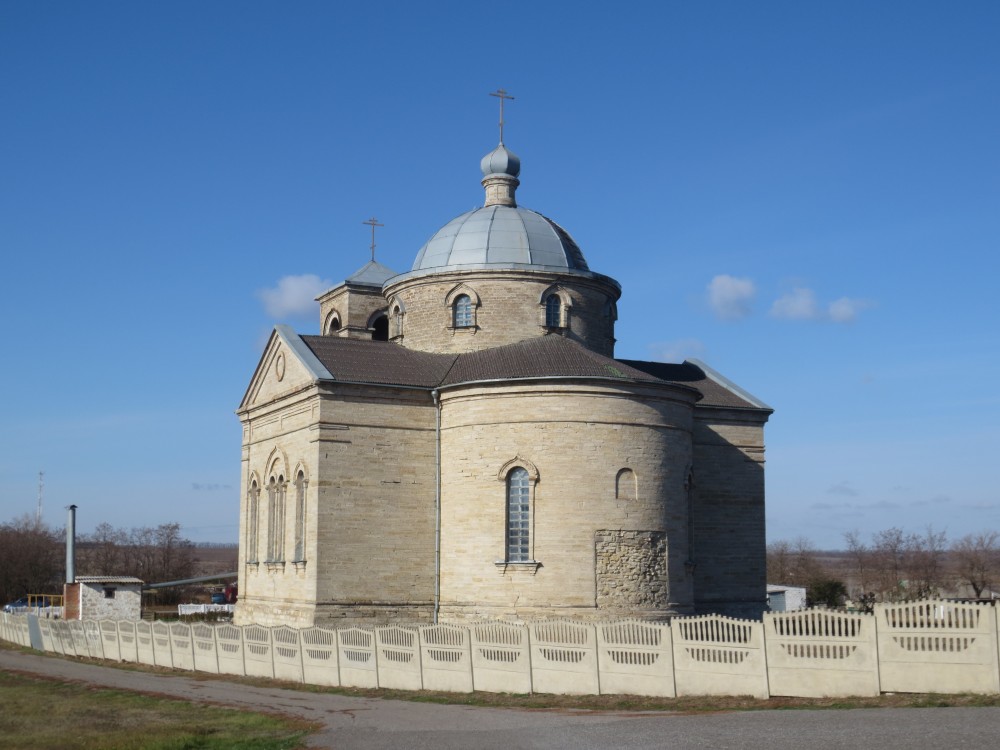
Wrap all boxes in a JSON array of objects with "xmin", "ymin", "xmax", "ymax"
[{"xmin": 2, "ymin": 599, "xmax": 998, "ymax": 698}]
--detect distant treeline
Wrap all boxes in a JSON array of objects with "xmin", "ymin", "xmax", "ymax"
[
  {"xmin": 0, "ymin": 517, "xmax": 205, "ymax": 605},
  {"xmin": 768, "ymin": 527, "xmax": 1000, "ymax": 610}
]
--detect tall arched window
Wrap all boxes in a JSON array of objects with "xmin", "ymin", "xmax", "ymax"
[
  {"xmin": 267, "ymin": 476, "xmax": 286, "ymax": 562},
  {"xmin": 372, "ymin": 314, "xmax": 389, "ymax": 341},
  {"xmin": 544, "ymin": 294, "xmax": 562, "ymax": 328},
  {"xmin": 328, "ymin": 316, "xmax": 341, "ymax": 334},
  {"xmin": 453, "ymin": 294, "xmax": 474, "ymax": 328},
  {"xmin": 293, "ymin": 471, "xmax": 307, "ymax": 562},
  {"xmin": 506, "ymin": 467, "xmax": 531, "ymax": 562},
  {"xmin": 247, "ymin": 480, "xmax": 260, "ymax": 564}
]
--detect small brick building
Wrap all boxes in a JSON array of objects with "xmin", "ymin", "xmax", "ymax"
[{"xmin": 236, "ymin": 134, "xmax": 772, "ymax": 628}]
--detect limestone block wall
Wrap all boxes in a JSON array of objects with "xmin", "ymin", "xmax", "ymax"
[
  {"xmin": 317, "ymin": 283, "xmax": 387, "ymax": 338},
  {"xmin": 689, "ymin": 406, "xmax": 769, "ymax": 618},
  {"xmin": 436, "ymin": 381, "xmax": 697, "ymax": 621},
  {"xmin": 238, "ymin": 383, "xmax": 438, "ymax": 628},
  {"xmin": 383, "ymin": 269, "xmax": 619, "ymax": 355},
  {"xmin": 237, "ymin": 387, "xmax": 323, "ymax": 628},
  {"xmin": 311, "ymin": 385, "xmax": 437, "ymax": 625}
]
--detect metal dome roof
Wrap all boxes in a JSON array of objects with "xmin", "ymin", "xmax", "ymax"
[{"xmin": 410, "ymin": 205, "xmax": 590, "ymax": 272}]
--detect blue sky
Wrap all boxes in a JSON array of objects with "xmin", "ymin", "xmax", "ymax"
[{"xmin": 1, "ymin": 2, "xmax": 997, "ymax": 548}]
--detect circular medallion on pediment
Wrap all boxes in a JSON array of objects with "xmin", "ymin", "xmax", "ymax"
[{"xmin": 275, "ymin": 352, "xmax": 286, "ymax": 381}]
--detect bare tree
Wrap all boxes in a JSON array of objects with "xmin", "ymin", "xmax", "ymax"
[
  {"xmin": 952, "ymin": 531, "xmax": 1000, "ymax": 598},
  {"xmin": 906, "ymin": 526, "xmax": 948, "ymax": 598},
  {"xmin": 870, "ymin": 527, "xmax": 910, "ymax": 601},
  {"xmin": 86, "ymin": 522, "xmax": 128, "ymax": 574},
  {"xmin": 767, "ymin": 537, "xmax": 824, "ymax": 587},
  {"xmin": 77, "ymin": 522, "xmax": 194, "ymax": 584},
  {"xmin": 844, "ymin": 529, "xmax": 873, "ymax": 597},
  {"xmin": 766, "ymin": 539, "xmax": 794, "ymax": 584},
  {"xmin": 844, "ymin": 526, "xmax": 949, "ymax": 602},
  {"xmin": 0, "ymin": 516, "xmax": 63, "ymax": 603}
]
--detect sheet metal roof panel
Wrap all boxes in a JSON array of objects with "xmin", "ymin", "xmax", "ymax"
[
  {"xmin": 411, "ymin": 205, "xmax": 590, "ymax": 273},
  {"xmin": 617, "ymin": 358, "xmax": 768, "ymax": 410},
  {"xmin": 300, "ymin": 336, "xmax": 456, "ymax": 388},
  {"xmin": 75, "ymin": 576, "xmax": 144, "ymax": 585},
  {"xmin": 441, "ymin": 336, "xmax": 666, "ymax": 386},
  {"xmin": 345, "ymin": 260, "xmax": 398, "ymax": 287}
]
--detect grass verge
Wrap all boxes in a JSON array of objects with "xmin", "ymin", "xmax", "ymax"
[{"xmin": 0, "ymin": 669, "xmax": 315, "ymax": 750}]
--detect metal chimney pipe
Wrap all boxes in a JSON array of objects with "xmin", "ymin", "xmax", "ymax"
[{"xmin": 66, "ymin": 504, "xmax": 77, "ymax": 584}]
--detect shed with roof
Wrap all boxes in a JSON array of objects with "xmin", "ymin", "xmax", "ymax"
[{"xmin": 64, "ymin": 576, "xmax": 143, "ymax": 621}]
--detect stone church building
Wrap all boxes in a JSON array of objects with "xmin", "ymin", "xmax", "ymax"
[{"xmin": 236, "ymin": 134, "xmax": 772, "ymax": 628}]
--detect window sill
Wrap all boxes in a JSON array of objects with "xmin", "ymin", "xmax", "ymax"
[
  {"xmin": 292, "ymin": 560, "xmax": 307, "ymax": 572},
  {"xmin": 264, "ymin": 561, "xmax": 285, "ymax": 572},
  {"xmin": 494, "ymin": 561, "xmax": 542, "ymax": 575},
  {"xmin": 448, "ymin": 325, "xmax": 479, "ymax": 335}
]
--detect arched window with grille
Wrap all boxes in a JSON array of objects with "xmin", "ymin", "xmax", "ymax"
[
  {"xmin": 506, "ymin": 467, "xmax": 531, "ymax": 562},
  {"xmin": 453, "ymin": 294, "xmax": 474, "ymax": 328}
]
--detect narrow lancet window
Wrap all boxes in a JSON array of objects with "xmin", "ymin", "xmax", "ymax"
[
  {"xmin": 247, "ymin": 481, "xmax": 259, "ymax": 563},
  {"xmin": 544, "ymin": 294, "xmax": 562, "ymax": 327},
  {"xmin": 293, "ymin": 471, "xmax": 306, "ymax": 562},
  {"xmin": 267, "ymin": 476, "xmax": 286, "ymax": 562}
]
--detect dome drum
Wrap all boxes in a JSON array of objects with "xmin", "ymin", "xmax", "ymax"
[{"xmin": 383, "ymin": 267, "xmax": 620, "ymax": 355}]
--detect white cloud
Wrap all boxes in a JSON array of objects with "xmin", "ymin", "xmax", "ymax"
[
  {"xmin": 767, "ymin": 287, "xmax": 872, "ymax": 323},
  {"xmin": 770, "ymin": 287, "xmax": 819, "ymax": 320},
  {"xmin": 707, "ymin": 275, "xmax": 755, "ymax": 320},
  {"xmin": 828, "ymin": 296, "xmax": 871, "ymax": 323},
  {"xmin": 827, "ymin": 481, "xmax": 859, "ymax": 497},
  {"xmin": 647, "ymin": 338, "xmax": 706, "ymax": 363},
  {"xmin": 257, "ymin": 274, "xmax": 332, "ymax": 318}
]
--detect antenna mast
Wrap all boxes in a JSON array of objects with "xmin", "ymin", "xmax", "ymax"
[{"xmin": 37, "ymin": 470, "xmax": 44, "ymax": 525}]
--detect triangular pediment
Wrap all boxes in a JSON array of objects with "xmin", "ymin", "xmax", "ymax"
[{"xmin": 239, "ymin": 325, "xmax": 333, "ymax": 411}]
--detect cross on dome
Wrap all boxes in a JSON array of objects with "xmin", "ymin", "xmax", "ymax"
[
  {"xmin": 362, "ymin": 216, "xmax": 383, "ymax": 261},
  {"xmin": 489, "ymin": 88, "xmax": 514, "ymax": 145}
]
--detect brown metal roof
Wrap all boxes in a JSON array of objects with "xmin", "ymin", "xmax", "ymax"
[
  {"xmin": 300, "ymin": 335, "xmax": 456, "ymax": 387},
  {"xmin": 440, "ymin": 335, "xmax": 665, "ymax": 386},
  {"xmin": 617, "ymin": 359, "xmax": 760, "ymax": 409},
  {"xmin": 298, "ymin": 334, "xmax": 761, "ymax": 408}
]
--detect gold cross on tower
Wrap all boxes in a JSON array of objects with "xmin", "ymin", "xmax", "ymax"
[
  {"xmin": 489, "ymin": 88, "xmax": 514, "ymax": 144},
  {"xmin": 362, "ymin": 216, "xmax": 383, "ymax": 261}
]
